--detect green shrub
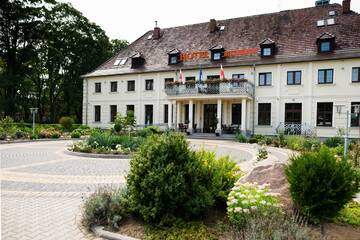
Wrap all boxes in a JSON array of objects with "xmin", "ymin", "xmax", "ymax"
[
  {"xmin": 248, "ymin": 134, "xmax": 265, "ymax": 144},
  {"xmin": 335, "ymin": 201, "xmax": 360, "ymax": 226},
  {"xmin": 285, "ymin": 146, "xmax": 360, "ymax": 223},
  {"xmin": 82, "ymin": 188, "xmax": 129, "ymax": 230},
  {"xmin": 324, "ymin": 136, "xmax": 344, "ymax": 148},
  {"xmin": 59, "ymin": 116, "xmax": 74, "ymax": 131},
  {"xmin": 227, "ymin": 182, "xmax": 280, "ymax": 228},
  {"xmin": 71, "ymin": 129, "xmax": 82, "ymax": 138},
  {"xmin": 126, "ymin": 133, "xmax": 239, "ymax": 225},
  {"xmin": 302, "ymin": 137, "xmax": 321, "ymax": 151},
  {"xmin": 87, "ymin": 131, "xmax": 142, "ymax": 151},
  {"xmin": 0, "ymin": 116, "xmax": 16, "ymax": 136},
  {"xmin": 0, "ymin": 127, "xmax": 7, "ymax": 140},
  {"xmin": 350, "ymin": 142, "xmax": 360, "ymax": 167},
  {"xmin": 195, "ymin": 149, "xmax": 241, "ymax": 201},
  {"xmin": 235, "ymin": 133, "xmax": 248, "ymax": 143},
  {"xmin": 285, "ymin": 136, "xmax": 307, "ymax": 151},
  {"xmin": 12, "ymin": 129, "xmax": 27, "ymax": 139}
]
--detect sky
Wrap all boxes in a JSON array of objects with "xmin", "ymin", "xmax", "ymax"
[{"xmin": 60, "ymin": 0, "xmax": 360, "ymax": 43}]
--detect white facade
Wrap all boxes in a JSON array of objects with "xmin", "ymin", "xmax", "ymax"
[{"xmin": 83, "ymin": 58, "xmax": 360, "ymax": 138}]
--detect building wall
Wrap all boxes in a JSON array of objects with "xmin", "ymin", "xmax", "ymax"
[{"xmin": 83, "ymin": 58, "xmax": 360, "ymax": 138}]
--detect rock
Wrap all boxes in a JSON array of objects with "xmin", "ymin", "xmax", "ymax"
[{"xmin": 239, "ymin": 163, "xmax": 292, "ymax": 208}]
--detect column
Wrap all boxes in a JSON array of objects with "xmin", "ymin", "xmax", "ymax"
[
  {"xmin": 216, "ymin": 99, "xmax": 222, "ymax": 135},
  {"xmin": 188, "ymin": 100, "xmax": 193, "ymax": 134},
  {"xmin": 223, "ymin": 101, "xmax": 228, "ymax": 125},
  {"xmin": 176, "ymin": 101, "xmax": 181, "ymax": 129},
  {"xmin": 241, "ymin": 98, "xmax": 247, "ymax": 133},
  {"xmin": 196, "ymin": 101, "xmax": 201, "ymax": 132},
  {"xmin": 168, "ymin": 101, "xmax": 173, "ymax": 128}
]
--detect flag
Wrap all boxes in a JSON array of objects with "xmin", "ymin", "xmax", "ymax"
[
  {"xmin": 220, "ymin": 64, "xmax": 225, "ymax": 80},
  {"xmin": 199, "ymin": 64, "xmax": 203, "ymax": 82},
  {"xmin": 179, "ymin": 69, "xmax": 184, "ymax": 84}
]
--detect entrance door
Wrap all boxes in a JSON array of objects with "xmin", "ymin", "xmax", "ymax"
[
  {"xmin": 203, "ymin": 104, "xmax": 217, "ymax": 133},
  {"xmin": 285, "ymin": 103, "xmax": 302, "ymax": 134}
]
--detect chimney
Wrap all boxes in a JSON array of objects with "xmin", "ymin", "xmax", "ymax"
[
  {"xmin": 209, "ymin": 19, "xmax": 217, "ymax": 33},
  {"xmin": 343, "ymin": 0, "xmax": 351, "ymax": 14},
  {"xmin": 153, "ymin": 21, "xmax": 161, "ymax": 40}
]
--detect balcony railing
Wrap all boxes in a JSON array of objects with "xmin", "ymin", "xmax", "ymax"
[
  {"xmin": 276, "ymin": 122, "xmax": 315, "ymax": 136},
  {"xmin": 165, "ymin": 80, "xmax": 254, "ymax": 98}
]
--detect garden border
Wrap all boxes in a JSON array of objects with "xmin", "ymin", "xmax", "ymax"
[
  {"xmin": 64, "ymin": 148, "xmax": 133, "ymax": 159},
  {"xmin": 0, "ymin": 137, "xmax": 74, "ymax": 145},
  {"xmin": 91, "ymin": 226, "xmax": 139, "ymax": 240}
]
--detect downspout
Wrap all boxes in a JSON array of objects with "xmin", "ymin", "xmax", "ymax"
[{"xmin": 252, "ymin": 63, "xmax": 256, "ymax": 135}]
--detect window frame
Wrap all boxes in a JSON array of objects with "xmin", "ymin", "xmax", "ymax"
[
  {"xmin": 110, "ymin": 81, "xmax": 118, "ymax": 92},
  {"xmin": 258, "ymin": 103, "xmax": 271, "ymax": 126},
  {"xmin": 232, "ymin": 74, "xmax": 245, "ymax": 80},
  {"xmin": 145, "ymin": 79, "xmax": 154, "ymax": 91},
  {"xmin": 145, "ymin": 105, "xmax": 153, "ymax": 125},
  {"xmin": 95, "ymin": 82, "xmax": 101, "ymax": 93},
  {"xmin": 164, "ymin": 104, "xmax": 169, "ymax": 123},
  {"xmin": 126, "ymin": 105, "xmax": 135, "ymax": 115},
  {"xmin": 287, "ymin": 71, "xmax": 302, "ymax": 85},
  {"xmin": 258, "ymin": 72, "xmax": 272, "ymax": 86},
  {"xmin": 207, "ymin": 75, "xmax": 220, "ymax": 80},
  {"xmin": 127, "ymin": 80, "xmax": 135, "ymax": 91},
  {"xmin": 352, "ymin": 67, "xmax": 360, "ymax": 83},
  {"xmin": 351, "ymin": 102, "xmax": 360, "ymax": 127},
  {"xmin": 316, "ymin": 102, "xmax": 333, "ymax": 127},
  {"xmin": 110, "ymin": 105, "xmax": 117, "ymax": 123},
  {"xmin": 94, "ymin": 105, "xmax": 101, "ymax": 122},
  {"xmin": 318, "ymin": 69, "xmax": 334, "ymax": 84}
]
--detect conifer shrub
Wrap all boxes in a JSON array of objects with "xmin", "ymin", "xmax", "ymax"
[
  {"xmin": 285, "ymin": 146, "xmax": 360, "ymax": 223},
  {"xmin": 59, "ymin": 116, "xmax": 74, "ymax": 131},
  {"xmin": 126, "ymin": 133, "xmax": 240, "ymax": 225}
]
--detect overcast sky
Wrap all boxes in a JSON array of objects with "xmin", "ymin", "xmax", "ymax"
[{"xmin": 60, "ymin": 0, "xmax": 360, "ymax": 43}]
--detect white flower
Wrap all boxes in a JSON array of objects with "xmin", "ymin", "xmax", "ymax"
[
  {"xmin": 250, "ymin": 199, "xmax": 256, "ymax": 203},
  {"xmin": 243, "ymin": 209, "xmax": 249, "ymax": 213},
  {"xmin": 251, "ymin": 206, "xmax": 257, "ymax": 210},
  {"xmin": 234, "ymin": 207, "xmax": 242, "ymax": 213},
  {"xmin": 241, "ymin": 200, "xmax": 248, "ymax": 205},
  {"xmin": 260, "ymin": 200, "xmax": 267, "ymax": 205}
]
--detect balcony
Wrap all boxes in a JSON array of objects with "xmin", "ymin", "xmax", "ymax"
[{"xmin": 165, "ymin": 79, "xmax": 254, "ymax": 98}]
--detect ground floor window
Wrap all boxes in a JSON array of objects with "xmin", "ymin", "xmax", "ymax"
[
  {"xmin": 145, "ymin": 105, "xmax": 153, "ymax": 125},
  {"xmin": 232, "ymin": 104, "xmax": 242, "ymax": 125},
  {"xmin": 164, "ymin": 104, "xmax": 168, "ymax": 123},
  {"xmin": 351, "ymin": 102, "xmax": 360, "ymax": 127},
  {"xmin": 317, "ymin": 102, "xmax": 333, "ymax": 127},
  {"xmin": 258, "ymin": 103, "xmax": 271, "ymax": 125},
  {"xmin": 110, "ymin": 105, "xmax": 117, "ymax": 122},
  {"xmin": 94, "ymin": 105, "xmax": 101, "ymax": 122},
  {"xmin": 126, "ymin": 105, "xmax": 135, "ymax": 115}
]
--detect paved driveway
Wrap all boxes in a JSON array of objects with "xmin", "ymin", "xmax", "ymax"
[
  {"xmin": 0, "ymin": 139, "xmax": 291, "ymax": 240},
  {"xmin": 1, "ymin": 140, "xmax": 129, "ymax": 240}
]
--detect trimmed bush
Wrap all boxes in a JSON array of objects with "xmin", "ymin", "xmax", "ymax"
[
  {"xmin": 324, "ymin": 136, "xmax": 344, "ymax": 148},
  {"xmin": 285, "ymin": 146, "xmax": 360, "ymax": 223},
  {"xmin": 38, "ymin": 128, "xmax": 61, "ymax": 139},
  {"xmin": 126, "ymin": 133, "xmax": 240, "ymax": 225},
  {"xmin": 82, "ymin": 188, "xmax": 129, "ymax": 230},
  {"xmin": 248, "ymin": 134, "xmax": 265, "ymax": 144},
  {"xmin": 59, "ymin": 116, "xmax": 74, "ymax": 131}
]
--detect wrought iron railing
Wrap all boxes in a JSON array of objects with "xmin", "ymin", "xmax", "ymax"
[
  {"xmin": 276, "ymin": 122, "xmax": 315, "ymax": 136},
  {"xmin": 165, "ymin": 80, "xmax": 254, "ymax": 97}
]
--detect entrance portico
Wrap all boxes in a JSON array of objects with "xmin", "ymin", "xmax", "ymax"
[{"xmin": 167, "ymin": 97, "xmax": 251, "ymax": 135}]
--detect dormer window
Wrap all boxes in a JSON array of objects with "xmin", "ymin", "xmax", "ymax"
[
  {"xmin": 259, "ymin": 38, "xmax": 276, "ymax": 57},
  {"xmin": 210, "ymin": 45, "xmax": 224, "ymax": 61},
  {"xmin": 317, "ymin": 33, "xmax": 335, "ymax": 53},
  {"xmin": 167, "ymin": 49, "xmax": 181, "ymax": 65},
  {"xmin": 130, "ymin": 52, "xmax": 145, "ymax": 68}
]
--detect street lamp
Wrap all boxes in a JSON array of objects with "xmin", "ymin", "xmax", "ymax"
[
  {"xmin": 29, "ymin": 108, "xmax": 38, "ymax": 135},
  {"xmin": 334, "ymin": 104, "xmax": 350, "ymax": 157}
]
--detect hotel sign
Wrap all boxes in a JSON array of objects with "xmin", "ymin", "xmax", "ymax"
[{"xmin": 179, "ymin": 48, "xmax": 259, "ymax": 61}]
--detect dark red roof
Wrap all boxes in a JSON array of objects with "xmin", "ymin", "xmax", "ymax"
[{"xmin": 85, "ymin": 3, "xmax": 360, "ymax": 77}]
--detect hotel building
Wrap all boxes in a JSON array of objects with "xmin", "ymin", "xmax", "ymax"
[{"xmin": 82, "ymin": 0, "xmax": 360, "ymax": 138}]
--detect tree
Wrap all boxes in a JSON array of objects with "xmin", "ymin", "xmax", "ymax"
[{"xmin": 110, "ymin": 39, "xmax": 129, "ymax": 54}]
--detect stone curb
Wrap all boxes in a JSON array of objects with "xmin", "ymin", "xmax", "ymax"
[
  {"xmin": 92, "ymin": 226, "xmax": 140, "ymax": 240},
  {"xmin": 0, "ymin": 138, "xmax": 75, "ymax": 145},
  {"xmin": 64, "ymin": 148, "xmax": 133, "ymax": 159}
]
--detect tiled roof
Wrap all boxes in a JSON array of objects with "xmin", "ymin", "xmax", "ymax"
[{"xmin": 84, "ymin": 3, "xmax": 360, "ymax": 77}]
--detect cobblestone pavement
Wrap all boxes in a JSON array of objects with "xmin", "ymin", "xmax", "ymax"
[
  {"xmin": 0, "ymin": 139, "xmax": 291, "ymax": 240},
  {"xmin": 1, "ymin": 141, "xmax": 129, "ymax": 240}
]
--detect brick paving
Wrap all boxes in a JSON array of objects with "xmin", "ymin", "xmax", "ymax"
[{"xmin": 1, "ymin": 141, "xmax": 129, "ymax": 240}]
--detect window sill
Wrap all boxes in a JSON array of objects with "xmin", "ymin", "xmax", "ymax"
[
  {"xmin": 93, "ymin": 92, "xmax": 102, "ymax": 94},
  {"xmin": 257, "ymin": 85, "xmax": 273, "ymax": 87},
  {"xmin": 144, "ymin": 90, "xmax": 155, "ymax": 92},
  {"xmin": 256, "ymin": 125, "xmax": 273, "ymax": 128},
  {"xmin": 315, "ymin": 126, "xmax": 334, "ymax": 129},
  {"xmin": 317, "ymin": 83, "xmax": 334, "ymax": 86},
  {"xmin": 125, "ymin": 91, "xmax": 136, "ymax": 93},
  {"xmin": 350, "ymin": 82, "xmax": 360, "ymax": 85},
  {"xmin": 109, "ymin": 91, "xmax": 118, "ymax": 94},
  {"xmin": 285, "ymin": 84, "xmax": 303, "ymax": 87},
  {"xmin": 93, "ymin": 121, "xmax": 101, "ymax": 123}
]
